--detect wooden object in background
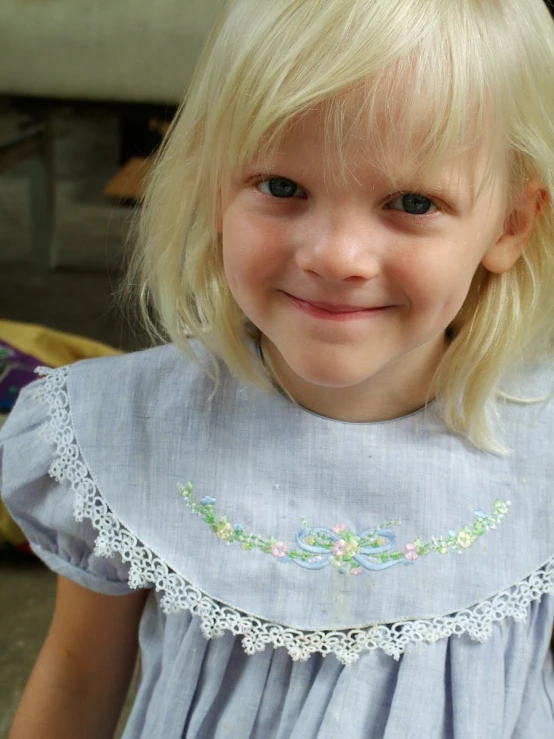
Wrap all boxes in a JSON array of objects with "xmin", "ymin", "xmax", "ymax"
[
  {"xmin": 104, "ymin": 117, "xmax": 170, "ymax": 202},
  {"xmin": 103, "ymin": 155, "xmax": 151, "ymax": 202}
]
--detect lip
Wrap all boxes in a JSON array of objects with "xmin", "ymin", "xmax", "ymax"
[{"xmin": 282, "ymin": 292, "xmax": 392, "ymax": 321}]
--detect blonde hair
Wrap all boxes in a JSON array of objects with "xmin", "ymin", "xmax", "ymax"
[{"xmin": 125, "ymin": 0, "xmax": 554, "ymax": 450}]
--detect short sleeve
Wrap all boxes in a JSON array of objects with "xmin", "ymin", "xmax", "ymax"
[{"xmin": 0, "ymin": 377, "xmax": 133, "ymax": 595}]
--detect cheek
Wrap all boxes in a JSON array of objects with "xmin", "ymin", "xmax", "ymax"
[
  {"xmin": 392, "ymin": 245, "xmax": 479, "ymax": 315},
  {"xmin": 222, "ymin": 208, "xmax": 291, "ymax": 284}
]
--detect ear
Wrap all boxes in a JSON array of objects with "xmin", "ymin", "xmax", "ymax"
[{"xmin": 481, "ymin": 180, "xmax": 548, "ymax": 274}]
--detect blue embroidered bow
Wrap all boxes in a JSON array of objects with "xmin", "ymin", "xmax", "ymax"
[{"xmin": 293, "ymin": 526, "xmax": 406, "ymax": 572}]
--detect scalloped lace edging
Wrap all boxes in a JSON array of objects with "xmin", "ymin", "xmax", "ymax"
[{"xmin": 34, "ymin": 366, "xmax": 554, "ymax": 667}]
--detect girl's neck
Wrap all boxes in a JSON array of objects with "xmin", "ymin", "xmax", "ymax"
[{"xmin": 261, "ymin": 334, "xmax": 447, "ymax": 423}]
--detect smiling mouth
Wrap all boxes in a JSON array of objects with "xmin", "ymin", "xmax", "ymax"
[{"xmin": 282, "ymin": 292, "xmax": 392, "ymax": 321}]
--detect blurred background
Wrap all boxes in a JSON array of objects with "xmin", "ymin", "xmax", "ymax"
[{"xmin": 0, "ymin": 0, "xmax": 221, "ymax": 350}]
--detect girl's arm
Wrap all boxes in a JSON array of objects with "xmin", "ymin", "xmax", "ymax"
[{"xmin": 9, "ymin": 575, "xmax": 149, "ymax": 739}]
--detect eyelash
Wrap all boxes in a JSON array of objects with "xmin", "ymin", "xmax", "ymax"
[
  {"xmin": 385, "ymin": 193, "xmax": 439, "ymax": 216},
  {"xmin": 256, "ymin": 177, "xmax": 307, "ymax": 199},
  {"xmin": 255, "ymin": 177, "xmax": 439, "ymax": 216}
]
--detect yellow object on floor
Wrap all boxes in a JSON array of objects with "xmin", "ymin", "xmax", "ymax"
[
  {"xmin": 0, "ymin": 319, "xmax": 122, "ymax": 366},
  {"xmin": 0, "ymin": 320, "xmax": 122, "ymax": 550}
]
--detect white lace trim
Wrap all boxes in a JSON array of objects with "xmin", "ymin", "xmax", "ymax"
[{"xmin": 34, "ymin": 365, "xmax": 554, "ymax": 667}]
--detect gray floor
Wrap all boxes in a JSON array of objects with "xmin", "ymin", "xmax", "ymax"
[{"xmin": 0, "ymin": 104, "xmax": 147, "ymax": 736}]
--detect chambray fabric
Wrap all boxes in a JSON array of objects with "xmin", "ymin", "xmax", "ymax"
[{"xmin": 1, "ymin": 343, "xmax": 553, "ymax": 738}]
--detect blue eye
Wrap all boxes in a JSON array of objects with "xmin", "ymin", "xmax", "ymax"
[
  {"xmin": 388, "ymin": 193, "xmax": 437, "ymax": 215},
  {"xmin": 258, "ymin": 177, "xmax": 306, "ymax": 199}
]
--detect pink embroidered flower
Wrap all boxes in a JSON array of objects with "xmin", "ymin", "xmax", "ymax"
[
  {"xmin": 332, "ymin": 539, "xmax": 346, "ymax": 556},
  {"xmin": 271, "ymin": 541, "xmax": 288, "ymax": 558},
  {"xmin": 332, "ymin": 524, "xmax": 347, "ymax": 534},
  {"xmin": 350, "ymin": 567, "xmax": 363, "ymax": 576},
  {"xmin": 404, "ymin": 543, "xmax": 419, "ymax": 561}
]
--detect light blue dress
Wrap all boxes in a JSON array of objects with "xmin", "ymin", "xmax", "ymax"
[{"xmin": 1, "ymin": 343, "xmax": 553, "ymax": 738}]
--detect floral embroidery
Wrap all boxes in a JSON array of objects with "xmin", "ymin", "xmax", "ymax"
[{"xmin": 179, "ymin": 483, "xmax": 511, "ymax": 576}]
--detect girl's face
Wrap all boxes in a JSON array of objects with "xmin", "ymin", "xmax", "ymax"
[{"xmin": 220, "ymin": 109, "xmax": 522, "ymax": 422}]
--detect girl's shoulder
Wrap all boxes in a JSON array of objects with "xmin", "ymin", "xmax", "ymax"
[
  {"xmin": 498, "ymin": 358, "xmax": 554, "ymax": 445},
  {"xmin": 63, "ymin": 341, "xmax": 236, "ymax": 424},
  {"xmin": 503, "ymin": 357, "xmax": 554, "ymax": 397},
  {"xmin": 67, "ymin": 341, "xmax": 213, "ymax": 392},
  {"xmin": 0, "ymin": 341, "xmax": 224, "ymax": 595}
]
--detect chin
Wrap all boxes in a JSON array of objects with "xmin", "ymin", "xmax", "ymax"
[{"xmin": 282, "ymin": 352, "xmax": 376, "ymax": 390}]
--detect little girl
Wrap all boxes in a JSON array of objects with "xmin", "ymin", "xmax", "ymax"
[{"xmin": 2, "ymin": 0, "xmax": 554, "ymax": 736}]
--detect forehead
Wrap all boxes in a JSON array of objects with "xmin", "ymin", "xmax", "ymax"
[{"xmin": 255, "ymin": 89, "xmax": 502, "ymax": 198}]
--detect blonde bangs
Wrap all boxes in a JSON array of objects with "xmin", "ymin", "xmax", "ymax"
[{"xmin": 205, "ymin": 1, "xmax": 510, "ymax": 186}]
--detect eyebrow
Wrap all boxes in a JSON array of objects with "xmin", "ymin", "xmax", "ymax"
[{"xmin": 244, "ymin": 154, "xmax": 485, "ymax": 208}]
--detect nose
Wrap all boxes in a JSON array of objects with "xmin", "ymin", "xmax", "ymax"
[{"xmin": 295, "ymin": 206, "xmax": 382, "ymax": 283}]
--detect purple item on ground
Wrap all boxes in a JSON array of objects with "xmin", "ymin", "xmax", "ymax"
[{"xmin": 0, "ymin": 341, "xmax": 48, "ymax": 412}]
